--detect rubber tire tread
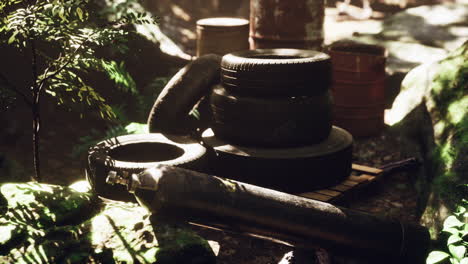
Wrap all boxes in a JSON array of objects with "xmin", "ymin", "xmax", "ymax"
[
  {"xmin": 221, "ymin": 49, "xmax": 331, "ymax": 97},
  {"xmin": 202, "ymin": 127, "xmax": 353, "ymax": 193},
  {"xmin": 210, "ymin": 85, "xmax": 332, "ymax": 147},
  {"xmin": 86, "ymin": 133, "xmax": 209, "ymax": 202},
  {"xmin": 147, "ymin": 54, "xmax": 221, "ymax": 135}
]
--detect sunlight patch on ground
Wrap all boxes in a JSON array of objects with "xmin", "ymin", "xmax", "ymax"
[
  {"xmin": 171, "ymin": 4, "xmax": 191, "ymax": 22},
  {"xmin": 69, "ymin": 180, "xmax": 92, "ymax": 193},
  {"xmin": 324, "ymin": 8, "xmax": 383, "ymax": 45}
]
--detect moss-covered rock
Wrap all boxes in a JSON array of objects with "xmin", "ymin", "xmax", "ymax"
[
  {"xmin": 0, "ymin": 181, "xmax": 216, "ymax": 263},
  {"xmin": 386, "ymin": 41, "xmax": 467, "ymax": 239}
]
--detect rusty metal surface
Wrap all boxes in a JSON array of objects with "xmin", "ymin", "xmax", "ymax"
[
  {"xmin": 329, "ymin": 42, "xmax": 387, "ymax": 137},
  {"xmin": 250, "ymin": 0, "xmax": 325, "ymax": 50},
  {"xmin": 196, "ymin": 17, "xmax": 249, "ymax": 56}
]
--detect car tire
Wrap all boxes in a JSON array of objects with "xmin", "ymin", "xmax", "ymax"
[
  {"xmin": 201, "ymin": 126, "xmax": 353, "ymax": 193},
  {"xmin": 86, "ymin": 133, "xmax": 209, "ymax": 202},
  {"xmin": 221, "ymin": 49, "xmax": 331, "ymax": 97},
  {"xmin": 147, "ymin": 54, "xmax": 221, "ymax": 135},
  {"xmin": 210, "ymin": 85, "xmax": 332, "ymax": 147}
]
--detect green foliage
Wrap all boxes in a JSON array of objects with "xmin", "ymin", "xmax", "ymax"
[
  {"xmin": 71, "ymin": 122, "xmax": 148, "ymax": 158},
  {"xmin": 429, "ymin": 42, "xmax": 468, "ymax": 211},
  {"xmin": 427, "ymin": 204, "xmax": 468, "ymax": 264},
  {"xmin": 0, "ymin": 0, "xmax": 157, "ymax": 120},
  {"xmin": 70, "ymin": 76, "xmax": 169, "ymax": 158}
]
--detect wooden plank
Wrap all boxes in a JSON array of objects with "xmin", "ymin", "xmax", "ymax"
[
  {"xmin": 300, "ymin": 192, "xmax": 333, "ymax": 202},
  {"xmin": 330, "ymin": 184, "xmax": 353, "ymax": 192},
  {"xmin": 352, "ymin": 164, "xmax": 383, "ymax": 175},
  {"xmin": 349, "ymin": 174, "xmax": 375, "ymax": 183},
  {"xmin": 341, "ymin": 180, "xmax": 360, "ymax": 187},
  {"xmin": 300, "ymin": 164, "xmax": 382, "ymax": 203},
  {"xmin": 316, "ymin": 189, "xmax": 342, "ymax": 197}
]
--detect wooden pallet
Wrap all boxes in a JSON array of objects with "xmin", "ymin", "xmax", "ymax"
[{"xmin": 299, "ymin": 164, "xmax": 383, "ymax": 204}]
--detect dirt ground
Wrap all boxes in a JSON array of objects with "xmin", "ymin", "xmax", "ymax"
[{"xmin": 0, "ymin": 1, "xmax": 438, "ymax": 263}]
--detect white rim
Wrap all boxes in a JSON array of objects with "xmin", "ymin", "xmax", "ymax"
[{"xmin": 101, "ymin": 133, "xmax": 204, "ymax": 168}]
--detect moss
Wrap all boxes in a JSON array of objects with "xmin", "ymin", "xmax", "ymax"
[{"xmin": 420, "ymin": 42, "xmax": 468, "ymax": 237}]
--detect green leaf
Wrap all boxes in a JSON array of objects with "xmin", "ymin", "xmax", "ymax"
[
  {"xmin": 58, "ymin": 7, "xmax": 66, "ymax": 21},
  {"xmin": 124, "ymin": 122, "xmax": 148, "ymax": 134},
  {"xmin": 445, "ymin": 216, "xmax": 464, "ymax": 230},
  {"xmin": 427, "ymin": 251, "xmax": 450, "ymax": 264},
  {"xmin": 455, "ymin": 206, "xmax": 467, "ymax": 216},
  {"xmin": 444, "ymin": 227, "xmax": 462, "ymax": 236},
  {"xmin": 76, "ymin": 7, "xmax": 83, "ymax": 21},
  {"xmin": 8, "ymin": 31, "xmax": 18, "ymax": 44},
  {"xmin": 448, "ymin": 234, "xmax": 463, "ymax": 245},
  {"xmin": 449, "ymin": 245, "xmax": 466, "ymax": 261}
]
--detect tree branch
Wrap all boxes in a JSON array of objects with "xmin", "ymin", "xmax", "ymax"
[
  {"xmin": 38, "ymin": 38, "xmax": 91, "ymax": 94},
  {"xmin": 0, "ymin": 72, "xmax": 33, "ymax": 107}
]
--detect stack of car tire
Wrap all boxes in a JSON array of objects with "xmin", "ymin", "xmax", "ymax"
[
  {"xmin": 86, "ymin": 51, "xmax": 354, "ymax": 201},
  {"xmin": 203, "ymin": 49, "xmax": 354, "ymax": 193}
]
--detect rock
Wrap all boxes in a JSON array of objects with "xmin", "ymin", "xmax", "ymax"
[
  {"xmin": 0, "ymin": 182, "xmax": 216, "ymax": 263},
  {"xmin": 385, "ymin": 41, "xmax": 467, "ymax": 238}
]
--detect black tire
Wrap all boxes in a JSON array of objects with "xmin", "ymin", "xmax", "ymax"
[
  {"xmin": 147, "ymin": 54, "xmax": 222, "ymax": 135},
  {"xmin": 86, "ymin": 133, "xmax": 209, "ymax": 202},
  {"xmin": 201, "ymin": 126, "xmax": 353, "ymax": 193},
  {"xmin": 221, "ymin": 49, "xmax": 331, "ymax": 97},
  {"xmin": 210, "ymin": 85, "xmax": 332, "ymax": 147}
]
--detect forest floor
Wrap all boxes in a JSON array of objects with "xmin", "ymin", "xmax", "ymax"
[{"xmin": 0, "ymin": 1, "xmax": 451, "ymax": 263}]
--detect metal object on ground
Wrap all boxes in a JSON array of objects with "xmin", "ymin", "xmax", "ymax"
[
  {"xmin": 329, "ymin": 41, "xmax": 387, "ymax": 138},
  {"xmin": 108, "ymin": 164, "xmax": 430, "ymax": 264},
  {"xmin": 202, "ymin": 126, "xmax": 352, "ymax": 192},
  {"xmin": 250, "ymin": 0, "xmax": 325, "ymax": 50},
  {"xmin": 196, "ymin": 17, "xmax": 249, "ymax": 56}
]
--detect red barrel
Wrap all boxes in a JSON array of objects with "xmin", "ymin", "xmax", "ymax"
[
  {"xmin": 249, "ymin": 0, "xmax": 325, "ymax": 50},
  {"xmin": 329, "ymin": 42, "xmax": 387, "ymax": 137},
  {"xmin": 196, "ymin": 17, "xmax": 249, "ymax": 56}
]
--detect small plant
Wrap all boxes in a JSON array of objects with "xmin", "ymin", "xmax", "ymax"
[
  {"xmin": 0, "ymin": 0, "xmax": 157, "ymax": 181},
  {"xmin": 427, "ymin": 203, "xmax": 468, "ymax": 264},
  {"xmin": 71, "ymin": 122, "xmax": 148, "ymax": 158}
]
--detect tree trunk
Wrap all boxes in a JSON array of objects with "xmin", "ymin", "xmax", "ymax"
[{"xmin": 32, "ymin": 101, "xmax": 41, "ymax": 181}]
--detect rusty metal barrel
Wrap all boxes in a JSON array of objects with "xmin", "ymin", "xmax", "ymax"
[
  {"xmin": 329, "ymin": 42, "xmax": 387, "ymax": 137},
  {"xmin": 196, "ymin": 17, "xmax": 249, "ymax": 56},
  {"xmin": 249, "ymin": 0, "xmax": 325, "ymax": 50}
]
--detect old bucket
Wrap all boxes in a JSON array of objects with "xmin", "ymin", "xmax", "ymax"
[
  {"xmin": 249, "ymin": 0, "xmax": 325, "ymax": 50},
  {"xmin": 196, "ymin": 17, "xmax": 249, "ymax": 56},
  {"xmin": 329, "ymin": 42, "xmax": 387, "ymax": 137}
]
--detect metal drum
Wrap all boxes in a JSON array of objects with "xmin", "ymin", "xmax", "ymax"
[
  {"xmin": 249, "ymin": 0, "xmax": 325, "ymax": 50},
  {"xmin": 329, "ymin": 42, "xmax": 387, "ymax": 137},
  {"xmin": 196, "ymin": 17, "xmax": 249, "ymax": 56}
]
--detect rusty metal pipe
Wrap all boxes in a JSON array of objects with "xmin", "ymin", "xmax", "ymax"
[{"xmin": 108, "ymin": 164, "xmax": 429, "ymax": 263}]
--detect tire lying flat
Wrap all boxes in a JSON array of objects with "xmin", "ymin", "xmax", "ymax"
[
  {"xmin": 201, "ymin": 126, "xmax": 353, "ymax": 193},
  {"xmin": 210, "ymin": 84, "xmax": 332, "ymax": 147},
  {"xmin": 87, "ymin": 133, "xmax": 209, "ymax": 202},
  {"xmin": 221, "ymin": 49, "xmax": 331, "ymax": 97}
]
